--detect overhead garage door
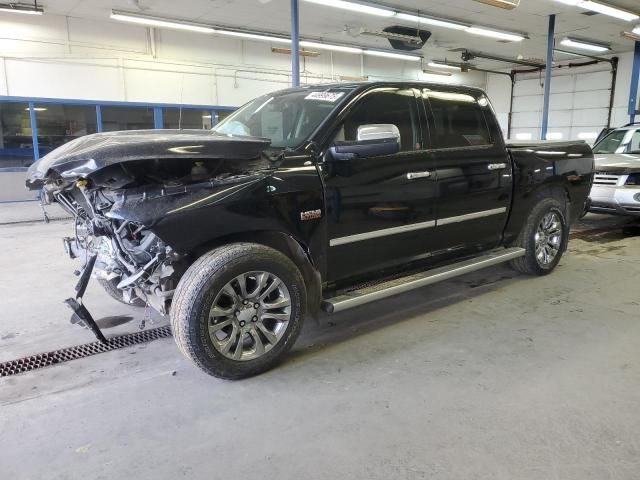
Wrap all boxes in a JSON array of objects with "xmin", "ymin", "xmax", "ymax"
[{"xmin": 510, "ymin": 67, "xmax": 613, "ymax": 143}]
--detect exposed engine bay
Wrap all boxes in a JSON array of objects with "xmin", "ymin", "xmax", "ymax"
[{"xmin": 52, "ymin": 158, "xmax": 235, "ymax": 316}]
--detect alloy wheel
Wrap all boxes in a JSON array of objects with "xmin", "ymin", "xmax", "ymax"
[
  {"xmin": 208, "ymin": 271, "xmax": 291, "ymax": 361},
  {"xmin": 534, "ymin": 211, "xmax": 562, "ymax": 266}
]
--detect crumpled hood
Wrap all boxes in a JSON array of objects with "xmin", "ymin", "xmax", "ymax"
[
  {"xmin": 594, "ymin": 153, "xmax": 640, "ymax": 175},
  {"xmin": 26, "ymin": 129, "xmax": 271, "ymax": 189}
]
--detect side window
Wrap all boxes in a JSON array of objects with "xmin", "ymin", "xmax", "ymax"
[
  {"xmin": 628, "ymin": 130, "xmax": 640, "ymax": 153},
  {"xmin": 425, "ymin": 90, "xmax": 492, "ymax": 149},
  {"xmin": 338, "ymin": 88, "xmax": 420, "ymax": 152}
]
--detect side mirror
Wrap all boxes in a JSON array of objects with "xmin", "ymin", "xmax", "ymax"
[{"xmin": 330, "ymin": 124, "xmax": 400, "ymax": 161}]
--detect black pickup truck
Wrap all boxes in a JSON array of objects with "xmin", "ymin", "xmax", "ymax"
[{"xmin": 27, "ymin": 82, "xmax": 594, "ymax": 379}]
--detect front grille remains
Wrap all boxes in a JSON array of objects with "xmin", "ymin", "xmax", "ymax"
[
  {"xmin": 0, "ymin": 326, "xmax": 172, "ymax": 377},
  {"xmin": 593, "ymin": 174, "xmax": 623, "ymax": 186}
]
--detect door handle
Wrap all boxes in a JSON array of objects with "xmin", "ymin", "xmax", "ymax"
[
  {"xmin": 487, "ymin": 163, "xmax": 507, "ymax": 170},
  {"xmin": 406, "ymin": 171, "xmax": 432, "ymax": 180}
]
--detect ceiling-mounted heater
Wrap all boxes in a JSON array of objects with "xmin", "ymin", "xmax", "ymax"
[{"xmin": 473, "ymin": 0, "xmax": 520, "ymax": 9}]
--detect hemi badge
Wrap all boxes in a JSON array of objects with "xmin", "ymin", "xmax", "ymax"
[{"xmin": 300, "ymin": 209, "xmax": 322, "ymax": 221}]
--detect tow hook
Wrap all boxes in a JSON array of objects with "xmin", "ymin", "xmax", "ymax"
[{"xmin": 64, "ymin": 254, "xmax": 108, "ymax": 344}]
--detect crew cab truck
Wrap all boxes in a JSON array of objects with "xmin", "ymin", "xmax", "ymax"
[{"xmin": 27, "ymin": 82, "xmax": 594, "ymax": 379}]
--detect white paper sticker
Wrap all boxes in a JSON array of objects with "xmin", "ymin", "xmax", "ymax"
[{"xmin": 305, "ymin": 91, "xmax": 345, "ymax": 102}]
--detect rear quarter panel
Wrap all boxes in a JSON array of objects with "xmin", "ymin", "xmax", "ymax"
[{"xmin": 504, "ymin": 141, "xmax": 594, "ymax": 244}]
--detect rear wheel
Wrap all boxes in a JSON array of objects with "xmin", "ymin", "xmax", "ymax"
[
  {"xmin": 510, "ymin": 197, "xmax": 568, "ymax": 276},
  {"xmin": 171, "ymin": 243, "xmax": 305, "ymax": 379}
]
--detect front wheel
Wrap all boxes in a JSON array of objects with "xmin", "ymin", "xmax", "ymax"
[
  {"xmin": 510, "ymin": 197, "xmax": 568, "ymax": 276},
  {"xmin": 171, "ymin": 243, "xmax": 306, "ymax": 379}
]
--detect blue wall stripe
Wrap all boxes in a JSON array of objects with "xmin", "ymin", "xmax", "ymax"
[{"xmin": 27, "ymin": 102, "xmax": 40, "ymax": 160}]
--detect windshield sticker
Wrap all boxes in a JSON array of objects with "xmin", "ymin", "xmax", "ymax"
[{"xmin": 305, "ymin": 91, "xmax": 345, "ymax": 102}]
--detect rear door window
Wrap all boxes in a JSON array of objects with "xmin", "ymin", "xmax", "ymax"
[{"xmin": 423, "ymin": 90, "xmax": 492, "ymax": 149}]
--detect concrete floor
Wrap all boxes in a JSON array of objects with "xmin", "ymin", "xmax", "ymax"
[{"xmin": 0, "ymin": 213, "xmax": 639, "ymax": 480}]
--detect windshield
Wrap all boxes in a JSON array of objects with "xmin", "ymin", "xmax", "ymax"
[
  {"xmin": 213, "ymin": 87, "xmax": 355, "ymax": 149},
  {"xmin": 593, "ymin": 128, "xmax": 640, "ymax": 154}
]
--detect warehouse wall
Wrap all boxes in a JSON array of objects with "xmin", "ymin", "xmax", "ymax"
[
  {"xmin": 486, "ymin": 51, "xmax": 636, "ymax": 141},
  {"xmin": 0, "ymin": 13, "xmax": 486, "ymax": 107}
]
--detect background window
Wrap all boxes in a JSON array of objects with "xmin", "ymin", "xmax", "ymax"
[
  {"xmin": 101, "ymin": 107, "xmax": 154, "ymax": 131},
  {"xmin": 163, "ymin": 108, "xmax": 212, "ymax": 129},
  {"xmin": 35, "ymin": 104, "xmax": 97, "ymax": 157},
  {"xmin": 426, "ymin": 91, "xmax": 492, "ymax": 148},
  {"xmin": 217, "ymin": 110, "xmax": 233, "ymax": 124},
  {"xmin": 340, "ymin": 89, "xmax": 419, "ymax": 152},
  {"xmin": 0, "ymin": 103, "xmax": 34, "ymax": 168}
]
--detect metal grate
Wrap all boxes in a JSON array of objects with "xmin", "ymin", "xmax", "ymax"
[{"xmin": 0, "ymin": 325, "xmax": 172, "ymax": 377}]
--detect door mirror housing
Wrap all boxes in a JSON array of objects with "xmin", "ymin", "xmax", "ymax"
[{"xmin": 330, "ymin": 124, "xmax": 400, "ymax": 161}]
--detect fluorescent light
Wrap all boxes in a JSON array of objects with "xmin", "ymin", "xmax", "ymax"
[
  {"xmin": 634, "ymin": 25, "xmax": 640, "ymax": 35},
  {"xmin": 473, "ymin": 0, "xmax": 519, "ymax": 9},
  {"xmin": 578, "ymin": 132, "xmax": 598, "ymax": 140},
  {"xmin": 422, "ymin": 69, "xmax": 453, "ymax": 77},
  {"xmin": 552, "ymin": 0, "xmax": 639, "ymax": 21},
  {"xmin": 466, "ymin": 26, "xmax": 525, "ymax": 42},
  {"xmin": 111, "ymin": 11, "xmax": 215, "ymax": 33},
  {"xmin": 364, "ymin": 50, "xmax": 422, "ymax": 61},
  {"xmin": 561, "ymin": 37, "xmax": 610, "ymax": 52},
  {"xmin": 515, "ymin": 132, "xmax": 533, "ymax": 140},
  {"xmin": 299, "ymin": 41, "xmax": 362, "ymax": 54},
  {"xmin": 546, "ymin": 132, "xmax": 564, "ymax": 140},
  {"xmin": 303, "ymin": 0, "xmax": 394, "ymax": 17},
  {"xmin": 217, "ymin": 30, "xmax": 290, "ymax": 44},
  {"xmin": 0, "ymin": 4, "xmax": 43, "ymax": 14},
  {"xmin": 581, "ymin": 1, "xmax": 638, "ymax": 21},
  {"xmin": 395, "ymin": 12, "xmax": 468, "ymax": 30},
  {"xmin": 428, "ymin": 61, "xmax": 462, "ymax": 71}
]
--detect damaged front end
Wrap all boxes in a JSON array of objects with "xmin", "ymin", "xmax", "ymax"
[{"xmin": 27, "ymin": 129, "xmax": 273, "ymax": 342}]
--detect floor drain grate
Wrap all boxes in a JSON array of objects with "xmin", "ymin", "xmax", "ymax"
[{"xmin": 0, "ymin": 325, "xmax": 172, "ymax": 377}]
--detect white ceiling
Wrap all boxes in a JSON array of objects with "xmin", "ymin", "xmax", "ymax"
[{"xmin": 37, "ymin": 0, "xmax": 640, "ymax": 68}]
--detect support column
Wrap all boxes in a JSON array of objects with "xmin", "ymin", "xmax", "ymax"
[
  {"xmin": 290, "ymin": 0, "xmax": 300, "ymax": 87},
  {"xmin": 629, "ymin": 41, "xmax": 640, "ymax": 124},
  {"xmin": 541, "ymin": 14, "xmax": 555, "ymax": 140},
  {"xmin": 28, "ymin": 102, "xmax": 39, "ymax": 160}
]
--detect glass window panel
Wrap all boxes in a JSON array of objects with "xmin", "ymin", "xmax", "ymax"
[
  {"xmin": 425, "ymin": 91, "xmax": 492, "ymax": 148},
  {"xmin": 0, "ymin": 102, "xmax": 34, "ymax": 168},
  {"xmin": 216, "ymin": 110, "xmax": 234, "ymax": 123},
  {"xmin": 163, "ymin": 108, "xmax": 212, "ymax": 129},
  {"xmin": 101, "ymin": 107, "xmax": 154, "ymax": 132},
  {"xmin": 34, "ymin": 104, "xmax": 97, "ymax": 157}
]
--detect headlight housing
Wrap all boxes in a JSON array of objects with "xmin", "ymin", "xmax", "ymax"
[{"xmin": 625, "ymin": 174, "xmax": 640, "ymax": 186}]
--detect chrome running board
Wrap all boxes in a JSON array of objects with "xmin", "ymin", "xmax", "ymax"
[{"xmin": 321, "ymin": 247, "xmax": 525, "ymax": 314}]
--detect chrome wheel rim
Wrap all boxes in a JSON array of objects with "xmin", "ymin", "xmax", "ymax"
[
  {"xmin": 534, "ymin": 211, "xmax": 562, "ymax": 267},
  {"xmin": 208, "ymin": 271, "xmax": 291, "ymax": 361}
]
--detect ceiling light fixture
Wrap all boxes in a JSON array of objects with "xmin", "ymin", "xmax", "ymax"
[
  {"xmin": 111, "ymin": 10, "xmax": 422, "ymax": 61},
  {"xmin": 552, "ymin": 0, "xmax": 639, "ymax": 22},
  {"xmin": 216, "ymin": 30, "xmax": 290, "ymax": 43},
  {"xmin": 633, "ymin": 25, "xmax": 640, "ymax": 35},
  {"xmin": 466, "ymin": 26, "xmax": 525, "ymax": 42},
  {"xmin": 110, "ymin": 10, "xmax": 215, "ymax": 33},
  {"xmin": 428, "ymin": 61, "xmax": 462, "ymax": 71},
  {"xmin": 473, "ymin": 0, "xmax": 520, "ymax": 10},
  {"xmin": 0, "ymin": 3, "xmax": 43, "ymax": 14},
  {"xmin": 302, "ymin": 0, "xmax": 527, "ymax": 42},
  {"xmin": 299, "ymin": 40, "xmax": 363, "ymax": 54},
  {"xmin": 271, "ymin": 47, "xmax": 321, "ymax": 57},
  {"xmin": 560, "ymin": 37, "xmax": 610, "ymax": 52},
  {"xmin": 303, "ymin": 0, "xmax": 394, "ymax": 17},
  {"xmin": 422, "ymin": 68, "xmax": 453, "ymax": 77},
  {"xmin": 622, "ymin": 29, "xmax": 640, "ymax": 41},
  {"xmin": 395, "ymin": 12, "xmax": 468, "ymax": 30},
  {"xmin": 364, "ymin": 50, "xmax": 422, "ymax": 61}
]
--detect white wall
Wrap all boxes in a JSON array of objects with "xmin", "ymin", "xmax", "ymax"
[
  {"xmin": 0, "ymin": 13, "xmax": 486, "ymax": 107},
  {"xmin": 486, "ymin": 51, "xmax": 636, "ymax": 141}
]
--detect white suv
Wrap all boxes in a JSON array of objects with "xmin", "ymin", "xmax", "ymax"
[{"xmin": 589, "ymin": 123, "xmax": 640, "ymax": 217}]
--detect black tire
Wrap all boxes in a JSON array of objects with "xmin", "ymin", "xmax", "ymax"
[
  {"xmin": 98, "ymin": 278, "xmax": 146, "ymax": 307},
  {"xmin": 510, "ymin": 197, "xmax": 568, "ymax": 276},
  {"xmin": 171, "ymin": 243, "xmax": 306, "ymax": 380}
]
